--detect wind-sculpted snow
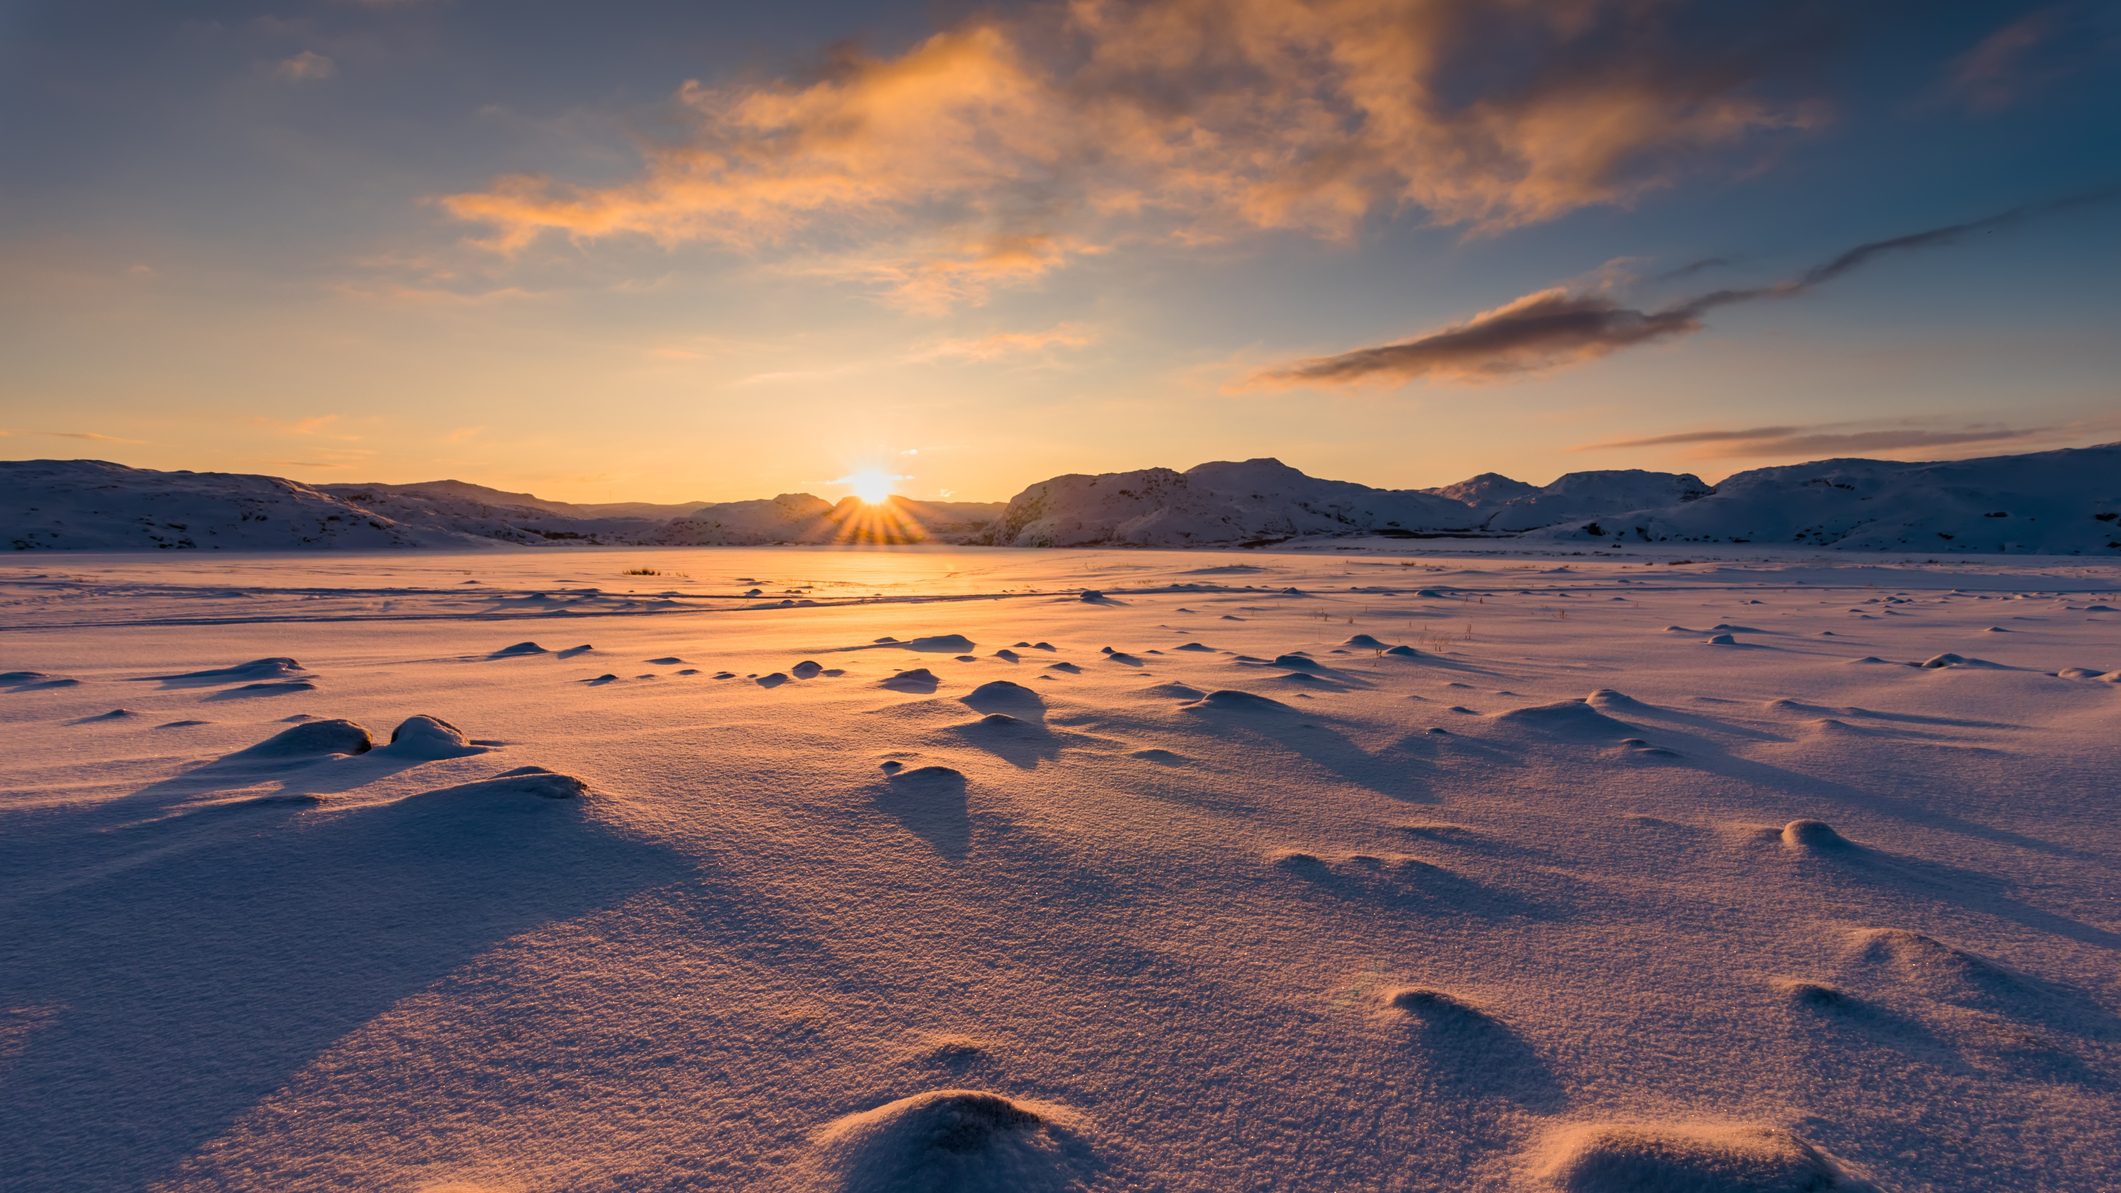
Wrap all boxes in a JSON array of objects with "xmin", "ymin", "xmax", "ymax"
[{"xmin": 1, "ymin": 546, "xmax": 2117, "ymax": 1190}]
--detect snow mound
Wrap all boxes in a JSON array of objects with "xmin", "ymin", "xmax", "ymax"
[
  {"xmin": 1534, "ymin": 1120, "xmax": 1877, "ymax": 1192},
  {"xmin": 898, "ymin": 634, "xmax": 976, "ymax": 653},
  {"xmin": 882, "ymin": 668, "xmax": 941, "ymax": 692},
  {"xmin": 1386, "ymin": 986, "xmax": 1483, "ymax": 1017},
  {"xmin": 230, "ymin": 718, "xmax": 374, "ymax": 759},
  {"xmin": 383, "ymin": 715, "xmax": 486, "ymax": 759},
  {"xmin": 961, "ymin": 681, "xmax": 1043, "ymax": 715},
  {"xmin": 1774, "ymin": 978, "xmax": 1852, "ymax": 1011},
  {"xmin": 1491, "ymin": 699, "xmax": 1638, "ymax": 740},
  {"xmin": 1845, "ymin": 927, "xmax": 2020, "ymax": 1003},
  {"xmin": 412, "ymin": 766, "xmax": 588, "ymax": 803},
  {"xmin": 2, "ymin": 670, "xmax": 78, "ymax": 688},
  {"xmin": 149, "ymin": 657, "xmax": 308, "ymax": 686},
  {"xmin": 1780, "ymin": 819, "xmax": 1853, "ymax": 852},
  {"xmin": 1344, "ymin": 634, "xmax": 1387, "ymax": 649},
  {"xmin": 1186, "ymin": 689, "xmax": 1293, "ymax": 714},
  {"xmin": 489, "ymin": 641, "xmax": 548, "ymax": 657},
  {"xmin": 886, "ymin": 765, "xmax": 968, "ymax": 790},
  {"xmin": 1918, "ymin": 653, "xmax": 2002, "ymax": 669},
  {"xmin": 806, "ymin": 1089, "xmax": 1091, "ymax": 1193}
]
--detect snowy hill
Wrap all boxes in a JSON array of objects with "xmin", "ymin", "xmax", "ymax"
[
  {"xmin": 0, "ymin": 461, "xmax": 1007, "ymax": 551},
  {"xmin": 982, "ymin": 458, "xmax": 1481, "ymax": 547},
  {"xmin": 8, "ymin": 446, "xmax": 2120, "ymax": 552},
  {"xmin": 1419, "ymin": 471, "xmax": 1536, "ymax": 508},
  {"xmin": 0, "ymin": 460, "xmax": 465, "ymax": 551},
  {"xmin": 1481, "ymin": 469, "xmax": 1710, "ymax": 532},
  {"xmin": 319, "ymin": 481, "xmax": 682, "ymax": 546},
  {"xmin": 1535, "ymin": 443, "xmax": 2121, "ymax": 553},
  {"xmin": 980, "ymin": 459, "xmax": 1709, "ymax": 546},
  {"xmin": 322, "ymin": 479, "xmax": 714, "ymax": 521}
]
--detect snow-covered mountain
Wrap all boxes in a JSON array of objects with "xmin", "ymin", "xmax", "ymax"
[
  {"xmin": 1481, "ymin": 469, "xmax": 1710, "ymax": 532},
  {"xmin": 1419, "ymin": 471, "xmax": 1536, "ymax": 508},
  {"xmin": 1535, "ymin": 443, "xmax": 2121, "ymax": 553},
  {"xmin": 977, "ymin": 458, "xmax": 1720, "ymax": 546},
  {"xmin": 0, "ymin": 461, "xmax": 1009, "ymax": 551},
  {"xmin": 981, "ymin": 458, "xmax": 1482, "ymax": 547},
  {"xmin": 0, "ymin": 460, "xmax": 466, "ymax": 551},
  {"xmin": 7, "ymin": 445, "xmax": 2119, "ymax": 552},
  {"xmin": 322, "ymin": 479, "xmax": 714, "ymax": 522}
]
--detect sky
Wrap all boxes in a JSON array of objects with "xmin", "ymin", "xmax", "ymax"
[{"xmin": 3, "ymin": 0, "xmax": 2118, "ymax": 504}]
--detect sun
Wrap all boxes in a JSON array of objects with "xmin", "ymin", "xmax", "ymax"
[{"xmin": 842, "ymin": 467, "xmax": 898, "ymax": 505}]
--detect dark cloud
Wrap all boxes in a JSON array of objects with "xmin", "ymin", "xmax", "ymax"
[
  {"xmin": 1574, "ymin": 423, "xmax": 2055, "ymax": 458},
  {"xmin": 1651, "ymin": 256, "xmax": 1733, "ymax": 282},
  {"xmin": 1256, "ymin": 190, "xmax": 2119, "ymax": 387},
  {"xmin": 1258, "ymin": 288, "xmax": 1703, "ymax": 385}
]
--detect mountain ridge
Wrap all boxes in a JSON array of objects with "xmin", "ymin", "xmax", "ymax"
[{"xmin": 5, "ymin": 444, "xmax": 2117, "ymax": 553}]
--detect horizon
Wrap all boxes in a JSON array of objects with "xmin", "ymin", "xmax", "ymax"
[
  {"xmin": 4, "ymin": 1, "xmax": 2119, "ymax": 505},
  {"xmin": 20, "ymin": 435, "xmax": 2121, "ymax": 510}
]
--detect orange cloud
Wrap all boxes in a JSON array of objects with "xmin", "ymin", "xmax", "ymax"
[
  {"xmin": 439, "ymin": 0, "xmax": 1819, "ymax": 307},
  {"xmin": 911, "ymin": 322, "xmax": 1096, "ymax": 362}
]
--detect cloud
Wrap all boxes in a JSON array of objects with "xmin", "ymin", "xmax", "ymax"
[
  {"xmin": 1951, "ymin": 12, "xmax": 2053, "ymax": 110},
  {"xmin": 1574, "ymin": 423, "xmax": 2055, "ymax": 458},
  {"xmin": 23, "ymin": 430, "xmax": 148, "ymax": 444},
  {"xmin": 796, "ymin": 232, "xmax": 1106, "ymax": 314},
  {"xmin": 1253, "ymin": 191, "xmax": 2117, "ymax": 387},
  {"xmin": 438, "ymin": 1, "xmax": 1824, "ymax": 308},
  {"xmin": 275, "ymin": 51, "xmax": 337, "ymax": 82},
  {"xmin": 1940, "ymin": 4, "xmax": 2114, "ymax": 113},
  {"xmin": 1256, "ymin": 288, "xmax": 1702, "ymax": 385},
  {"xmin": 248, "ymin": 414, "xmax": 363, "ymax": 441},
  {"xmin": 910, "ymin": 322, "xmax": 1095, "ymax": 363}
]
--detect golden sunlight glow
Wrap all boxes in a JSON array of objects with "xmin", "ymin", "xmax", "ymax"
[{"xmin": 843, "ymin": 467, "xmax": 899, "ymax": 504}]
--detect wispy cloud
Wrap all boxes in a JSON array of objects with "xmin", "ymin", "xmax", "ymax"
[
  {"xmin": 248, "ymin": 415, "xmax": 367, "ymax": 447},
  {"xmin": 1252, "ymin": 288, "xmax": 1703, "ymax": 386},
  {"xmin": 438, "ymin": 1, "xmax": 1823, "ymax": 309},
  {"xmin": 1252, "ymin": 191, "xmax": 2117, "ymax": 387},
  {"xmin": 18, "ymin": 430, "xmax": 149, "ymax": 445},
  {"xmin": 250, "ymin": 414, "xmax": 349, "ymax": 437},
  {"xmin": 275, "ymin": 51, "xmax": 337, "ymax": 82},
  {"xmin": 910, "ymin": 323, "xmax": 1094, "ymax": 363},
  {"xmin": 1574, "ymin": 422, "xmax": 2057, "ymax": 459}
]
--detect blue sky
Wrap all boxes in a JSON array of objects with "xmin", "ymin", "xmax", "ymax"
[{"xmin": 2, "ymin": 0, "xmax": 2116, "ymax": 502}]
